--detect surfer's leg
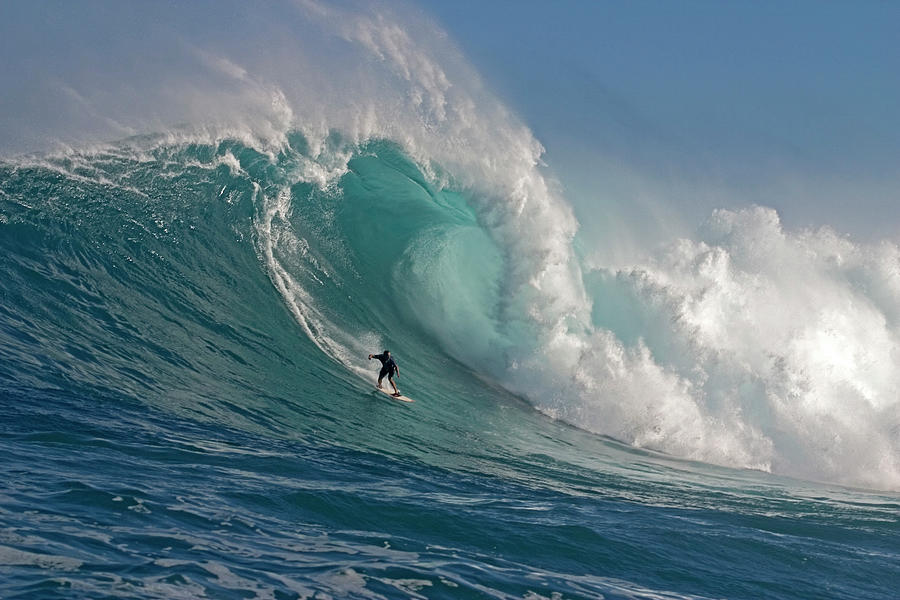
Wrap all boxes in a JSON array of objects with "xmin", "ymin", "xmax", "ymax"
[
  {"xmin": 388, "ymin": 373, "xmax": 399, "ymax": 395},
  {"xmin": 377, "ymin": 366, "xmax": 389, "ymax": 389}
]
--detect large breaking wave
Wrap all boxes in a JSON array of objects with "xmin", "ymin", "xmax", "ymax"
[{"xmin": 2, "ymin": 0, "xmax": 899, "ymax": 491}]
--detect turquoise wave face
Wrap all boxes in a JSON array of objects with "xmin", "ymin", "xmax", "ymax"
[{"xmin": 0, "ymin": 134, "xmax": 515, "ymax": 460}]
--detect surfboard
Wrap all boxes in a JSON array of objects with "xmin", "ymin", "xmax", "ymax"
[{"xmin": 375, "ymin": 386, "xmax": 414, "ymax": 402}]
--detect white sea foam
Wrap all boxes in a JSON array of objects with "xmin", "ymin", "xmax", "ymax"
[{"xmin": 564, "ymin": 206, "xmax": 900, "ymax": 489}]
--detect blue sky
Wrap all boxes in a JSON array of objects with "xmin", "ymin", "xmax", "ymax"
[{"xmin": 419, "ymin": 1, "xmax": 900, "ymax": 239}]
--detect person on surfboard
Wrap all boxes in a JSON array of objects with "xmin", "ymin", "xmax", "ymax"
[{"xmin": 368, "ymin": 350, "xmax": 401, "ymax": 397}]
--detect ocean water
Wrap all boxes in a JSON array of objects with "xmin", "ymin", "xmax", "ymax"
[
  {"xmin": 3, "ymin": 2, "xmax": 900, "ymax": 598},
  {"xmin": 1, "ymin": 134, "xmax": 898, "ymax": 600}
]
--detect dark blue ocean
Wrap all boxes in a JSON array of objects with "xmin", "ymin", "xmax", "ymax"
[{"xmin": 1, "ymin": 135, "xmax": 898, "ymax": 600}]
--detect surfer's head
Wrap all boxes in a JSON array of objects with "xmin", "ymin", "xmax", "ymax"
[{"xmin": 383, "ymin": 350, "xmax": 390, "ymax": 355}]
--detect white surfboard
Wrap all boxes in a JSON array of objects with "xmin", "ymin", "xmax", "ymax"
[{"xmin": 375, "ymin": 386, "xmax": 414, "ymax": 403}]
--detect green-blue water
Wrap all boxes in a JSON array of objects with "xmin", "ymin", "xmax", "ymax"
[{"xmin": 1, "ymin": 135, "xmax": 898, "ymax": 599}]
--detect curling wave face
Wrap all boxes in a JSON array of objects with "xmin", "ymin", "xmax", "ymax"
[{"xmin": 257, "ymin": 134, "xmax": 900, "ymax": 492}]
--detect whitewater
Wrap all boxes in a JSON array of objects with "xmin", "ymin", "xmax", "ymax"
[{"xmin": 1, "ymin": 1, "xmax": 898, "ymax": 598}]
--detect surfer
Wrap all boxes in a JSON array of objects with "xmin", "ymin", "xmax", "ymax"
[{"xmin": 368, "ymin": 350, "xmax": 401, "ymax": 397}]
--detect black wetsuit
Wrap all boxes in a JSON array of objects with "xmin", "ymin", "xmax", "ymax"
[{"xmin": 372, "ymin": 353, "xmax": 397, "ymax": 380}]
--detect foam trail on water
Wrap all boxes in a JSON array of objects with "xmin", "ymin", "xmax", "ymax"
[{"xmin": 254, "ymin": 177, "xmax": 384, "ymax": 383}]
